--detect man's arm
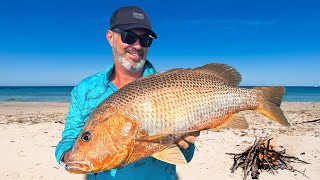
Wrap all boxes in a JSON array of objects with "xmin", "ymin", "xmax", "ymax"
[{"xmin": 55, "ymin": 87, "xmax": 89, "ymax": 163}]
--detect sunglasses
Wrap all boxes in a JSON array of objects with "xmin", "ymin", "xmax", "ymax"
[{"xmin": 112, "ymin": 28, "xmax": 154, "ymax": 47}]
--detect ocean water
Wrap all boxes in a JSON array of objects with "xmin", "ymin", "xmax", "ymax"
[
  {"xmin": 282, "ymin": 86, "xmax": 320, "ymax": 102},
  {"xmin": 0, "ymin": 86, "xmax": 73, "ymax": 102},
  {"xmin": 0, "ymin": 86, "xmax": 319, "ymax": 102}
]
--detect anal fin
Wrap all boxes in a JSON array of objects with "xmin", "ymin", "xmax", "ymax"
[{"xmin": 216, "ymin": 113, "xmax": 249, "ymax": 129}]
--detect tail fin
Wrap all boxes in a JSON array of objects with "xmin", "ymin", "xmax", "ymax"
[{"xmin": 255, "ymin": 86, "xmax": 290, "ymax": 126}]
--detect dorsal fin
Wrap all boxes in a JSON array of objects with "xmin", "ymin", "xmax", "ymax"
[{"xmin": 194, "ymin": 63, "xmax": 242, "ymax": 86}]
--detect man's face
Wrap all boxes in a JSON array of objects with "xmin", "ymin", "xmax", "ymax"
[{"xmin": 110, "ymin": 28, "xmax": 149, "ymax": 73}]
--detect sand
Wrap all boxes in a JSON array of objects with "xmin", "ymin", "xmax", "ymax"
[{"xmin": 0, "ymin": 102, "xmax": 319, "ymax": 180}]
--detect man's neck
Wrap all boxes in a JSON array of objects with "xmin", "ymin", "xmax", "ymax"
[{"xmin": 109, "ymin": 63, "xmax": 143, "ymax": 89}]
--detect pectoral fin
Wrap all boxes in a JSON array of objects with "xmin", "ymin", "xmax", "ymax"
[
  {"xmin": 136, "ymin": 134, "xmax": 168, "ymax": 142},
  {"xmin": 152, "ymin": 144, "xmax": 188, "ymax": 165},
  {"xmin": 138, "ymin": 129, "xmax": 200, "ymax": 142}
]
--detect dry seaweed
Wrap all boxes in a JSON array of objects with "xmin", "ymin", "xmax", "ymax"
[
  {"xmin": 299, "ymin": 118, "xmax": 320, "ymax": 124},
  {"xmin": 227, "ymin": 138, "xmax": 310, "ymax": 180}
]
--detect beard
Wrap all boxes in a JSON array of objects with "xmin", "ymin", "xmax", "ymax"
[{"xmin": 112, "ymin": 42, "xmax": 146, "ymax": 73}]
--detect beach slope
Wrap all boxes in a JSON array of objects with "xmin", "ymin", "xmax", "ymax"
[{"xmin": 0, "ymin": 102, "xmax": 319, "ymax": 180}]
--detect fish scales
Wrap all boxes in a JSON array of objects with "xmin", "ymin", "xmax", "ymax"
[
  {"xmin": 65, "ymin": 63, "xmax": 289, "ymax": 173},
  {"xmin": 96, "ymin": 69, "xmax": 260, "ymax": 136}
]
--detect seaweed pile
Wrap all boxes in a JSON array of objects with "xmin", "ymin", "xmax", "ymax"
[{"xmin": 227, "ymin": 138, "xmax": 310, "ymax": 179}]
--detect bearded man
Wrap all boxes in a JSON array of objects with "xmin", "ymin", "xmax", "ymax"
[{"xmin": 55, "ymin": 6, "xmax": 199, "ymax": 180}]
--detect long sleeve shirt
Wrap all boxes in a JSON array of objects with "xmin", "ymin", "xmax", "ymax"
[{"xmin": 55, "ymin": 61, "xmax": 195, "ymax": 180}]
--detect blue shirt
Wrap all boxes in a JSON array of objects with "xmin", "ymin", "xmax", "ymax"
[{"xmin": 55, "ymin": 61, "xmax": 195, "ymax": 180}]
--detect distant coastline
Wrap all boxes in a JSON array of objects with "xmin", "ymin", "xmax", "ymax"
[{"xmin": 0, "ymin": 86, "xmax": 319, "ymax": 102}]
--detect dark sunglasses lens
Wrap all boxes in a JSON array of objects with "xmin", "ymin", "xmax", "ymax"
[
  {"xmin": 122, "ymin": 32, "xmax": 138, "ymax": 44},
  {"xmin": 115, "ymin": 29, "xmax": 153, "ymax": 47},
  {"xmin": 139, "ymin": 37, "xmax": 153, "ymax": 47}
]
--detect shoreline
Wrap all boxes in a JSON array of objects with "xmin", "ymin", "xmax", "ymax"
[{"xmin": 0, "ymin": 102, "xmax": 319, "ymax": 179}]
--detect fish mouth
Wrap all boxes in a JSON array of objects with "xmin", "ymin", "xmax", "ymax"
[{"xmin": 65, "ymin": 160, "xmax": 93, "ymax": 174}]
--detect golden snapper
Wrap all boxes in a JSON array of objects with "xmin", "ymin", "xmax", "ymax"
[{"xmin": 65, "ymin": 63, "xmax": 290, "ymax": 173}]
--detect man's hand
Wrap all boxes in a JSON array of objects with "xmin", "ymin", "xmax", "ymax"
[
  {"xmin": 176, "ymin": 131, "xmax": 200, "ymax": 149},
  {"xmin": 63, "ymin": 150, "xmax": 71, "ymax": 162}
]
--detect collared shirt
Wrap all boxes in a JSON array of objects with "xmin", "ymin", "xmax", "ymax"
[{"xmin": 55, "ymin": 61, "xmax": 195, "ymax": 180}]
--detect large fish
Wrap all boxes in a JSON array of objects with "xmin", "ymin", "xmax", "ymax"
[{"xmin": 65, "ymin": 63, "xmax": 290, "ymax": 173}]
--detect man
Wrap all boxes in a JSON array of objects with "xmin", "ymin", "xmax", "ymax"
[{"xmin": 55, "ymin": 6, "xmax": 199, "ymax": 180}]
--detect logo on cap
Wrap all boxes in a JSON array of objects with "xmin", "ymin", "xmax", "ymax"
[{"xmin": 132, "ymin": 12, "xmax": 144, "ymax": 20}]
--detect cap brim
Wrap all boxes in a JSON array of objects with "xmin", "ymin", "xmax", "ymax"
[{"xmin": 114, "ymin": 24, "xmax": 157, "ymax": 39}]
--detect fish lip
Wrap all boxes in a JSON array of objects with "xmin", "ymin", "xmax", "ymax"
[{"xmin": 65, "ymin": 160, "xmax": 94, "ymax": 173}]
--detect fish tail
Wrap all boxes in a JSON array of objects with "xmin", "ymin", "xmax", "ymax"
[{"xmin": 255, "ymin": 86, "xmax": 290, "ymax": 126}]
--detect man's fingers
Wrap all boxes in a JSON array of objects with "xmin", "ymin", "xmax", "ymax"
[
  {"xmin": 182, "ymin": 136, "xmax": 196, "ymax": 143},
  {"xmin": 176, "ymin": 139, "xmax": 189, "ymax": 149},
  {"xmin": 182, "ymin": 131, "xmax": 200, "ymax": 143},
  {"xmin": 63, "ymin": 150, "xmax": 71, "ymax": 162},
  {"xmin": 176, "ymin": 131, "xmax": 201, "ymax": 149}
]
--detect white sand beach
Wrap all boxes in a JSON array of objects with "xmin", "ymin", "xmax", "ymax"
[{"xmin": 0, "ymin": 102, "xmax": 319, "ymax": 180}]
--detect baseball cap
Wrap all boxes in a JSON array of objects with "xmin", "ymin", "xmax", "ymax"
[{"xmin": 110, "ymin": 6, "xmax": 157, "ymax": 39}]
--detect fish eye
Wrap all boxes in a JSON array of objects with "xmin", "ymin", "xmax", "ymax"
[{"xmin": 81, "ymin": 131, "xmax": 91, "ymax": 142}]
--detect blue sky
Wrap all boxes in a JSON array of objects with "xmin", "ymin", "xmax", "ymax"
[{"xmin": 0, "ymin": 0, "xmax": 319, "ymax": 86}]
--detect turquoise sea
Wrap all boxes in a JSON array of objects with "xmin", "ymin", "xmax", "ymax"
[{"xmin": 0, "ymin": 86, "xmax": 319, "ymax": 102}]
